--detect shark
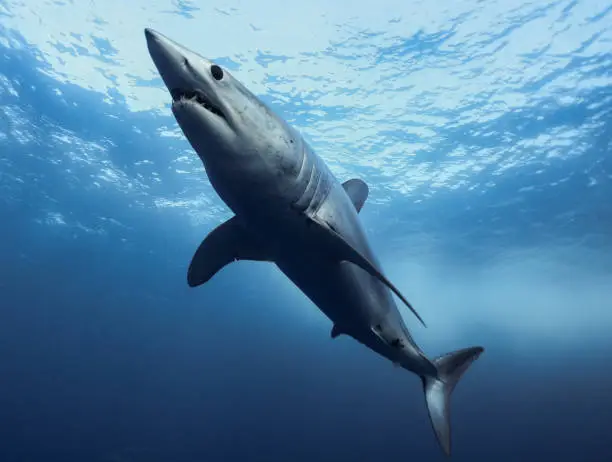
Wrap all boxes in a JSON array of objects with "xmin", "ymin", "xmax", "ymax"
[{"xmin": 144, "ymin": 28, "xmax": 484, "ymax": 456}]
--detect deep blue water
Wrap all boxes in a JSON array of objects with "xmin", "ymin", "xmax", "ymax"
[{"xmin": 1, "ymin": 1, "xmax": 611, "ymax": 461}]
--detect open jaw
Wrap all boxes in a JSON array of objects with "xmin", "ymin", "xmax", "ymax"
[{"xmin": 170, "ymin": 88, "xmax": 226, "ymax": 120}]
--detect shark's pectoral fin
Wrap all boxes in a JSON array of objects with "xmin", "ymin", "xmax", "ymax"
[
  {"xmin": 188, "ymin": 216, "xmax": 272, "ymax": 287},
  {"xmin": 342, "ymin": 178, "xmax": 369, "ymax": 213},
  {"xmin": 308, "ymin": 216, "xmax": 427, "ymax": 328}
]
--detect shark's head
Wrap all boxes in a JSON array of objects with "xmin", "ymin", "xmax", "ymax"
[{"xmin": 144, "ymin": 28, "xmax": 299, "ymax": 173}]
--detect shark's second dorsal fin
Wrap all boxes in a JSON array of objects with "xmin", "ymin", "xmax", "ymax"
[
  {"xmin": 188, "ymin": 216, "xmax": 272, "ymax": 287},
  {"xmin": 342, "ymin": 178, "xmax": 369, "ymax": 213},
  {"xmin": 308, "ymin": 216, "xmax": 427, "ymax": 328}
]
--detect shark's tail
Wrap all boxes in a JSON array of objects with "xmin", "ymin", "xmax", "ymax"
[{"xmin": 421, "ymin": 346, "xmax": 484, "ymax": 456}]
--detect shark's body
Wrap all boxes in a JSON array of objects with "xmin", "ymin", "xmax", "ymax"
[{"xmin": 145, "ymin": 28, "xmax": 484, "ymax": 456}]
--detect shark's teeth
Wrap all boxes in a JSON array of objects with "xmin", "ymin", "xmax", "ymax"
[{"xmin": 171, "ymin": 88, "xmax": 225, "ymax": 119}]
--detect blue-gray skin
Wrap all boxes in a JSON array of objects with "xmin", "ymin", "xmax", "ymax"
[{"xmin": 145, "ymin": 28, "xmax": 484, "ymax": 457}]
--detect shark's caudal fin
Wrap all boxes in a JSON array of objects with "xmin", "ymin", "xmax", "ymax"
[{"xmin": 422, "ymin": 346, "xmax": 484, "ymax": 456}]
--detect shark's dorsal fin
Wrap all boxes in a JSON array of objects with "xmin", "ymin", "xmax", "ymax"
[
  {"xmin": 331, "ymin": 324, "xmax": 343, "ymax": 339},
  {"xmin": 188, "ymin": 216, "xmax": 272, "ymax": 287},
  {"xmin": 342, "ymin": 178, "xmax": 369, "ymax": 213},
  {"xmin": 309, "ymin": 216, "xmax": 427, "ymax": 328}
]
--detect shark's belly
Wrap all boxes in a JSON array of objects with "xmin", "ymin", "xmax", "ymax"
[
  {"xmin": 273, "ymin": 184, "xmax": 396, "ymax": 333},
  {"xmin": 275, "ymin": 250, "xmax": 429, "ymax": 372},
  {"xmin": 275, "ymin": 250, "xmax": 377, "ymax": 331}
]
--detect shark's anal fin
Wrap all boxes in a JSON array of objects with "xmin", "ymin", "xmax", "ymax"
[
  {"xmin": 331, "ymin": 324, "xmax": 343, "ymax": 339},
  {"xmin": 342, "ymin": 178, "xmax": 369, "ymax": 213},
  {"xmin": 309, "ymin": 216, "xmax": 427, "ymax": 328},
  {"xmin": 187, "ymin": 216, "xmax": 272, "ymax": 287}
]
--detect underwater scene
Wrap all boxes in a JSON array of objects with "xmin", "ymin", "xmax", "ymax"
[{"xmin": 0, "ymin": 0, "xmax": 611, "ymax": 461}]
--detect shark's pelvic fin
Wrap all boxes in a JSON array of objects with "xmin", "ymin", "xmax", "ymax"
[
  {"xmin": 331, "ymin": 324, "xmax": 343, "ymax": 339},
  {"xmin": 371, "ymin": 325, "xmax": 404, "ymax": 349},
  {"xmin": 309, "ymin": 216, "xmax": 426, "ymax": 328},
  {"xmin": 187, "ymin": 216, "xmax": 272, "ymax": 287},
  {"xmin": 370, "ymin": 324, "xmax": 387, "ymax": 343},
  {"xmin": 342, "ymin": 178, "xmax": 369, "ymax": 213}
]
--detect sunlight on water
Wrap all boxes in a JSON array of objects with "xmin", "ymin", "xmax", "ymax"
[{"xmin": 0, "ymin": 0, "xmax": 610, "ymax": 356}]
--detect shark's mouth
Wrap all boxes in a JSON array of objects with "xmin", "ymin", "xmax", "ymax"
[{"xmin": 171, "ymin": 88, "xmax": 225, "ymax": 120}]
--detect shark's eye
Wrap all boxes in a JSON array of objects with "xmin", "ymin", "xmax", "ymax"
[{"xmin": 211, "ymin": 64, "xmax": 224, "ymax": 81}]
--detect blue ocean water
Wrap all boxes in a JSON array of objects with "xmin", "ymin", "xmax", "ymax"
[{"xmin": 0, "ymin": 0, "xmax": 611, "ymax": 461}]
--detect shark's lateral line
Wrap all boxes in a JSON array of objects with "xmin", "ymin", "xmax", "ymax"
[{"xmin": 145, "ymin": 28, "xmax": 484, "ymax": 456}]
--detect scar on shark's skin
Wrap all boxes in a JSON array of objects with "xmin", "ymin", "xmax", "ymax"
[{"xmin": 144, "ymin": 28, "xmax": 484, "ymax": 457}]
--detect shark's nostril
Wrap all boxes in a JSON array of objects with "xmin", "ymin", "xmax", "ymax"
[{"xmin": 211, "ymin": 64, "xmax": 224, "ymax": 81}]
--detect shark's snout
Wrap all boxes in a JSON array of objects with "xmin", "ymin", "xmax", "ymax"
[
  {"xmin": 144, "ymin": 28, "xmax": 172, "ymax": 55},
  {"xmin": 144, "ymin": 28, "xmax": 166, "ymax": 62},
  {"xmin": 144, "ymin": 28, "xmax": 156, "ymax": 40},
  {"xmin": 144, "ymin": 27, "xmax": 234, "ymax": 137},
  {"xmin": 144, "ymin": 28, "xmax": 201, "ymax": 96},
  {"xmin": 144, "ymin": 28, "xmax": 180, "ymax": 82},
  {"xmin": 144, "ymin": 28, "xmax": 217, "ymax": 99}
]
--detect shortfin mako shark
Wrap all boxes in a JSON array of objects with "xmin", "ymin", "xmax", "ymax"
[{"xmin": 144, "ymin": 28, "xmax": 484, "ymax": 456}]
